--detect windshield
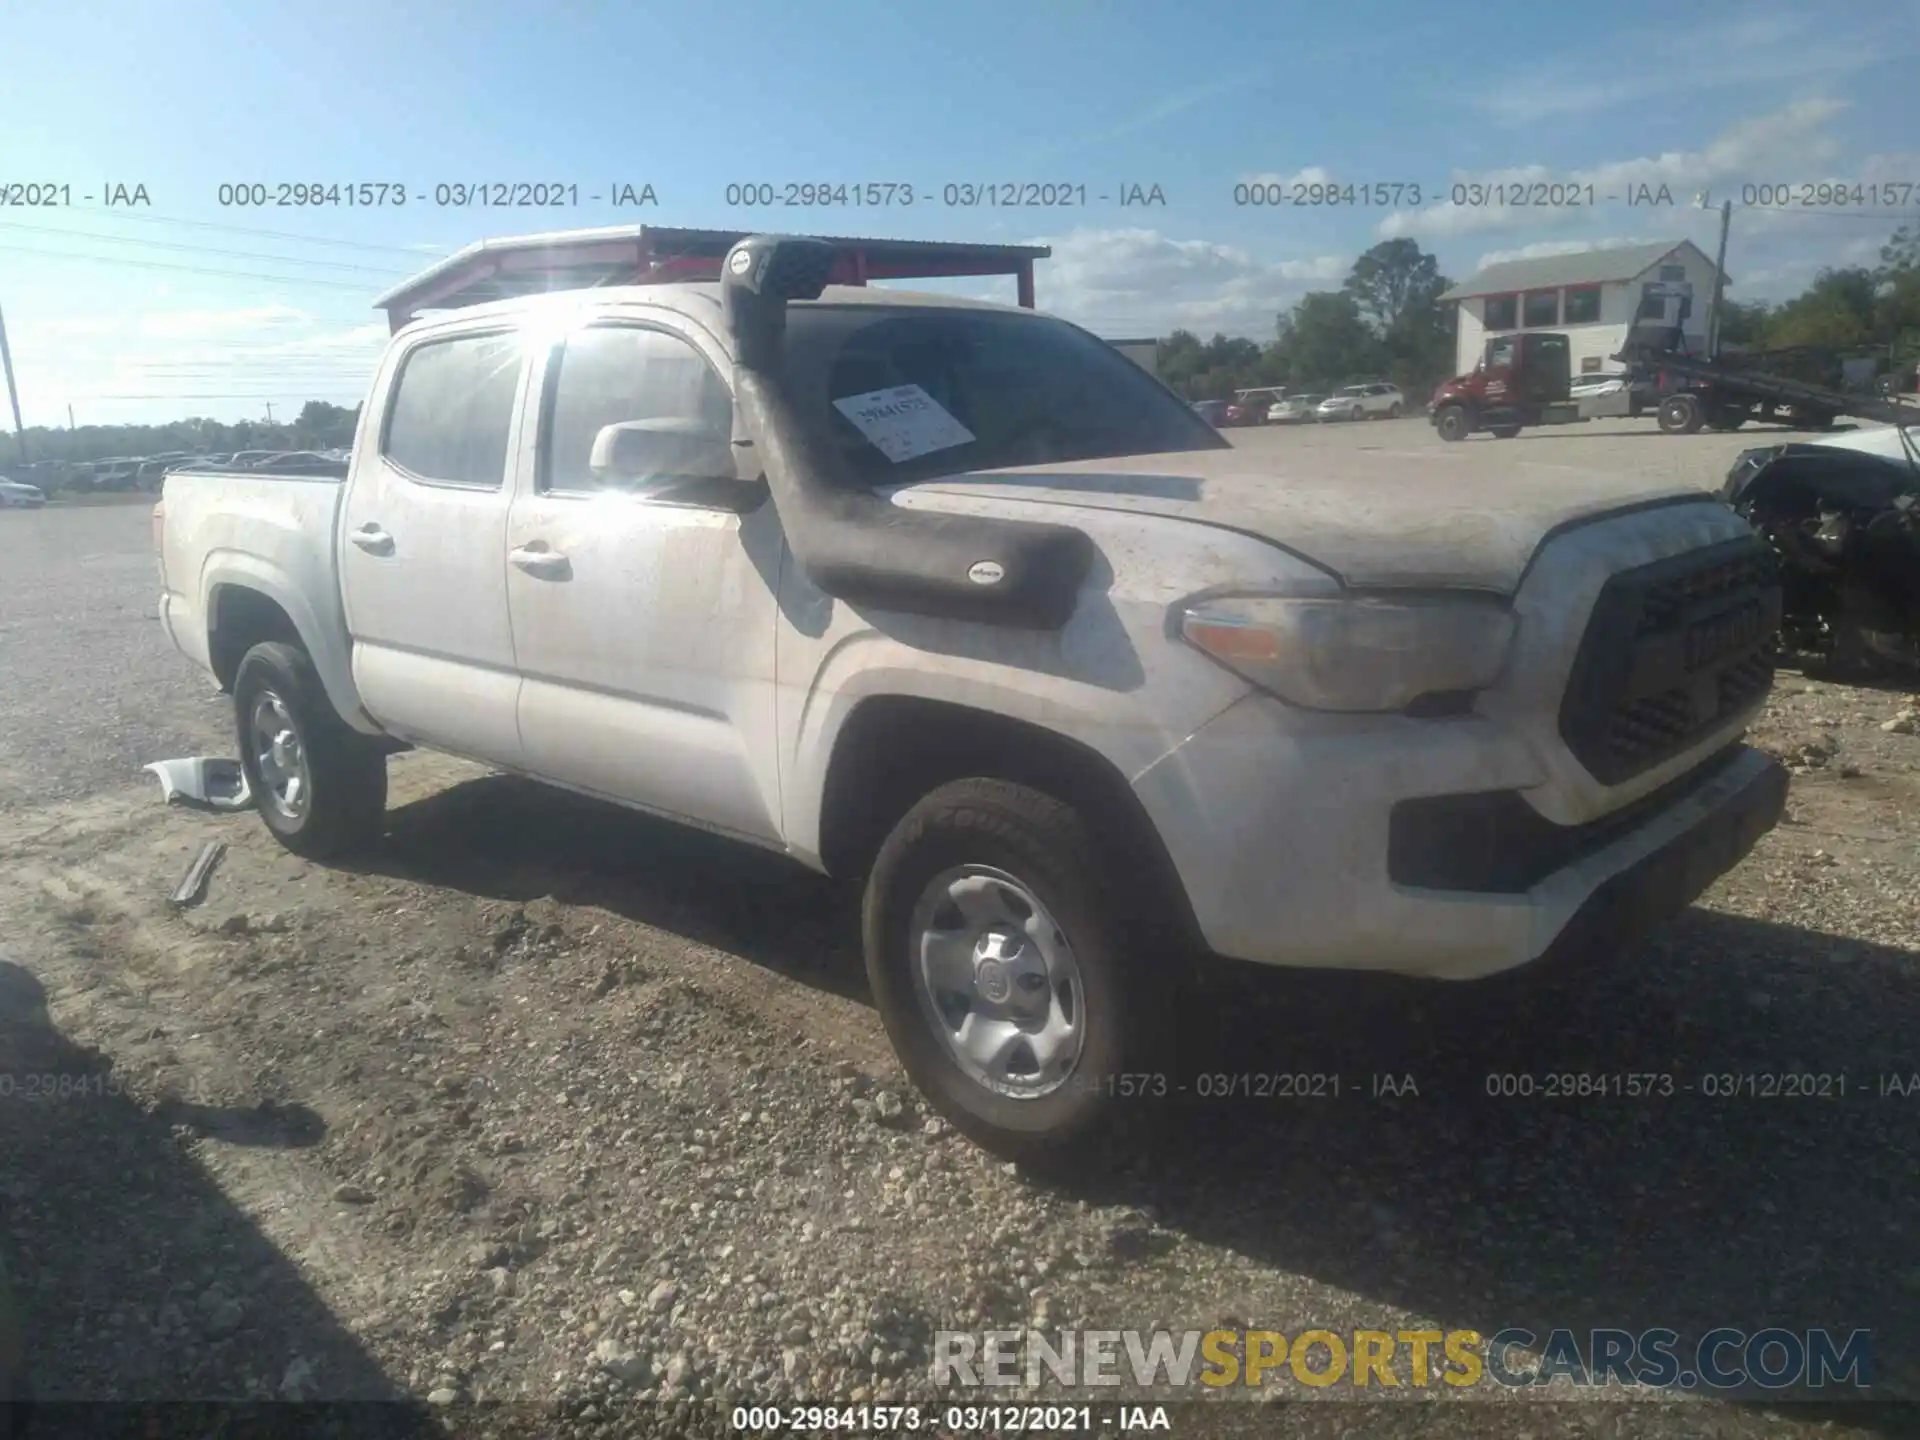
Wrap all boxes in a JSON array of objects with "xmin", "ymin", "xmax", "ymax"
[{"xmin": 783, "ymin": 303, "xmax": 1227, "ymax": 485}]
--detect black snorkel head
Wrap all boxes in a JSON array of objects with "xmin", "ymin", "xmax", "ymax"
[{"xmin": 720, "ymin": 234, "xmax": 835, "ymax": 373}]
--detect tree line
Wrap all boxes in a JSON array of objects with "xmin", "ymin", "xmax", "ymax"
[
  {"xmin": 1158, "ymin": 225, "xmax": 1920, "ymax": 404},
  {"xmin": 9, "ymin": 400, "xmax": 360, "ymax": 468}
]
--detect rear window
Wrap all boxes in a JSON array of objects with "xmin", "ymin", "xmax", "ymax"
[
  {"xmin": 782, "ymin": 305, "xmax": 1225, "ymax": 484},
  {"xmin": 382, "ymin": 330, "xmax": 523, "ymax": 488}
]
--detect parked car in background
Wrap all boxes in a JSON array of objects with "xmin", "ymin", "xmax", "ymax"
[
  {"xmin": 0, "ymin": 477, "xmax": 47, "ymax": 508},
  {"xmin": 248, "ymin": 450, "xmax": 348, "ymax": 475},
  {"xmin": 1267, "ymin": 394, "xmax": 1323, "ymax": 424},
  {"xmin": 1315, "ymin": 383, "xmax": 1405, "ymax": 422},
  {"xmin": 1190, "ymin": 399, "xmax": 1229, "ymax": 426},
  {"xmin": 228, "ymin": 450, "xmax": 283, "ymax": 468},
  {"xmin": 1223, "ymin": 387, "xmax": 1287, "ymax": 427}
]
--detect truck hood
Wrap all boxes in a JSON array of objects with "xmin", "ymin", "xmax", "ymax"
[{"xmin": 885, "ymin": 444, "xmax": 1716, "ymax": 593}]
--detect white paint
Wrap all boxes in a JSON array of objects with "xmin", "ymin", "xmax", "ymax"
[
  {"xmin": 831, "ymin": 384, "xmax": 975, "ymax": 463},
  {"xmin": 156, "ymin": 280, "xmax": 1781, "ymax": 999}
]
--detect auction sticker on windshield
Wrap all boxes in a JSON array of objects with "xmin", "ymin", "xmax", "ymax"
[{"xmin": 832, "ymin": 384, "xmax": 976, "ymax": 463}]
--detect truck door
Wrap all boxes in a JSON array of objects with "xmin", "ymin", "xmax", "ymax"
[
  {"xmin": 338, "ymin": 324, "xmax": 530, "ymax": 764},
  {"xmin": 1481, "ymin": 336, "xmax": 1519, "ymax": 409},
  {"xmin": 504, "ymin": 315, "xmax": 784, "ymax": 844}
]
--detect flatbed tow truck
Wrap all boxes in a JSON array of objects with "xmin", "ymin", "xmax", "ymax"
[{"xmin": 1431, "ymin": 303, "xmax": 1916, "ymax": 441}]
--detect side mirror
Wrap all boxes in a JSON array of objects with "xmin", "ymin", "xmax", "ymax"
[{"xmin": 589, "ymin": 419, "xmax": 737, "ymax": 488}]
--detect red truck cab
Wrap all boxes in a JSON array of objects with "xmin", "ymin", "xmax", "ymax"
[{"xmin": 1430, "ymin": 332, "xmax": 1583, "ymax": 441}]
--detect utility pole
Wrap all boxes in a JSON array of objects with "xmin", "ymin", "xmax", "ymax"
[
  {"xmin": 265, "ymin": 400, "xmax": 275, "ymax": 425},
  {"xmin": 67, "ymin": 403, "xmax": 75, "ymax": 430},
  {"xmin": 0, "ymin": 303, "xmax": 27, "ymax": 465},
  {"xmin": 1705, "ymin": 198, "xmax": 1732, "ymax": 360}
]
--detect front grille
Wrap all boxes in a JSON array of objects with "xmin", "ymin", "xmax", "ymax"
[{"xmin": 1559, "ymin": 537, "xmax": 1782, "ymax": 785}]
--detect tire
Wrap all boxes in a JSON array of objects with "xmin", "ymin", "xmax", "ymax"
[
  {"xmin": 233, "ymin": 641, "xmax": 387, "ymax": 860},
  {"xmin": 1706, "ymin": 409, "xmax": 1748, "ymax": 431},
  {"xmin": 1434, "ymin": 405, "xmax": 1471, "ymax": 442},
  {"xmin": 1387, "ymin": 402, "xmax": 1403, "ymax": 419},
  {"xmin": 1802, "ymin": 410, "xmax": 1837, "ymax": 432},
  {"xmin": 861, "ymin": 778, "xmax": 1172, "ymax": 1163},
  {"xmin": 1657, "ymin": 393, "xmax": 1704, "ymax": 434},
  {"xmin": 1489, "ymin": 425, "xmax": 1521, "ymax": 439}
]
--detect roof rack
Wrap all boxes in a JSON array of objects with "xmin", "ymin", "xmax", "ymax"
[{"xmin": 374, "ymin": 225, "xmax": 1053, "ymax": 333}]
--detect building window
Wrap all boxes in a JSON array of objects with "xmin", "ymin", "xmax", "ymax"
[
  {"xmin": 1659, "ymin": 264, "xmax": 1686, "ymax": 282},
  {"xmin": 1483, "ymin": 294, "xmax": 1517, "ymax": 330},
  {"xmin": 1523, "ymin": 290, "xmax": 1559, "ymax": 328},
  {"xmin": 1564, "ymin": 286, "xmax": 1601, "ymax": 324}
]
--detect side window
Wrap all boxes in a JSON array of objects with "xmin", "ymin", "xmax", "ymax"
[
  {"xmin": 544, "ymin": 325, "xmax": 733, "ymax": 493},
  {"xmin": 382, "ymin": 331, "xmax": 522, "ymax": 488},
  {"xmin": 1486, "ymin": 337, "xmax": 1517, "ymax": 370}
]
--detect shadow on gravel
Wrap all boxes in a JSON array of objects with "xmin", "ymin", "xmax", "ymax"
[
  {"xmin": 1125, "ymin": 909, "xmax": 1919, "ymax": 1426},
  {"xmin": 0, "ymin": 959, "xmax": 437, "ymax": 1433},
  {"xmin": 360, "ymin": 778, "xmax": 1918, "ymax": 1425},
  {"xmin": 366, "ymin": 776, "xmax": 868, "ymax": 1002}
]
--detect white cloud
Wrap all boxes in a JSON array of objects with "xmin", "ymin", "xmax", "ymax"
[
  {"xmin": 132, "ymin": 305, "xmax": 316, "ymax": 340},
  {"xmin": 1377, "ymin": 99, "xmax": 1849, "ymax": 242},
  {"xmin": 1472, "ymin": 236, "xmax": 1667, "ymax": 268},
  {"xmin": 1463, "ymin": 9, "xmax": 1917, "ymax": 124},
  {"xmin": 1017, "ymin": 227, "xmax": 1346, "ymax": 337}
]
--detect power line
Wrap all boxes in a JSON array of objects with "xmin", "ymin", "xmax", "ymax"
[
  {"xmin": 51, "ymin": 206, "xmax": 450, "ymax": 258},
  {"xmin": 0, "ymin": 220, "xmax": 414, "ymax": 276},
  {"xmin": 0, "ymin": 244, "xmax": 379, "ymax": 291}
]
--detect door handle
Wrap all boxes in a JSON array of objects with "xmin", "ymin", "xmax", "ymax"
[
  {"xmin": 509, "ymin": 543, "xmax": 572, "ymax": 579},
  {"xmin": 350, "ymin": 524, "xmax": 394, "ymax": 556}
]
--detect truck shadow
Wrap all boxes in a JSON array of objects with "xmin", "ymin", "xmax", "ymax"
[
  {"xmin": 366, "ymin": 775, "xmax": 870, "ymax": 1001},
  {"xmin": 0, "ymin": 959, "xmax": 436, "ymax": 1430},
  {"xmin": 364, "ymin": 778, "xmax": 1917, "ymax": 1419}
]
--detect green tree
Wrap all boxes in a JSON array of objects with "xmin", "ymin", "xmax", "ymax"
[
  {"xmin": 1764, "ymin": 266, "xmax": 1879, "ymax": 349},
  {"xmin": 1274, "ymin": 292, "xmax": 1382, "ymax": 390},
  {"xmin": 1342, "ymin": 239, "xmax": 1455, "ymax": 395}
]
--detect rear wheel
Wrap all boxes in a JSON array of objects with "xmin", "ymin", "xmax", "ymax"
[
  {"xmin": 1387, "ymin": 402, "xmax": 1404, "ymax": 419},
  {"xmin": 1658, "ymin": 393, "xmax": 1704, "ymax": 434},
  {"xmin": 1434, "ymin": 405, "xmax": 1472, "ymax": 442},
  {"xmin": 862, "ymin": 778, "xmax": 1172, "ymax": 1163},
  {"xmin": 1706, "ymin": 408, "xmax": 1749, "ymax": 431},
  {"xmin": 1489, "ymin": 425, "xmax": 1521, "ymax": 439},
  {"xmin": 234, "ymin": 641, "xmax": 387, "ymax": 861}
]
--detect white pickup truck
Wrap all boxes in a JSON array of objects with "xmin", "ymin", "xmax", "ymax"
[{"xmin": 156, "ymin": 235, "xmax": 1788, "ymax": 1158}]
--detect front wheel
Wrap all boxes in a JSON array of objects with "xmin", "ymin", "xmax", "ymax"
[
  {"xmin": 1658, "ymin": 393, "xmax": 1704, "ymax": 434},
  {"xmin": 862, "ymin": 779, "xmax": 1171, "ymax": 1162},
  {"xmin": 1434, "ymin": 405, "xmax": 1472, "ymax": 442},
  {"xmin": 234, "ymin": 641, "xmax": 388, "ymax": 860}
]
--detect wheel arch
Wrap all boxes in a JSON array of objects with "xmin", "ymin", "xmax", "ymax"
[
  {"xmin": 200, "ymin": 557, "xmax": 378, "ymax": 735},
  {"xmin": 815, "ymin": 694, "xmax": 1206, "ymax": 955}
]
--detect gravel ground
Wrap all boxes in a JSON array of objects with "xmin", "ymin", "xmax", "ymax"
[{"xmin": 3, "ymin": 427, "xmax": 1918, "ymax": 1438}]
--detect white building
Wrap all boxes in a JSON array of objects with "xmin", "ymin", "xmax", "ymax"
[
  {"xmin": 1439, "ymin": 240, "xmax": 1728, "ymax": 379},
  {"xmin": 1104, "ymin": 337, "xmax": 1159, "ymax": 377}
]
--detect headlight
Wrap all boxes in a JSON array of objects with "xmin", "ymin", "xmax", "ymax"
[{"xmin": 1178, "ymin": 593, "xmax": 1516, "ymax": 712}]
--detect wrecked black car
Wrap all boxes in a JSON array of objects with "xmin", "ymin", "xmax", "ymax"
[{"xmin": 1723, "ymin": 436, "xmax": 1920, "ymax": 672}]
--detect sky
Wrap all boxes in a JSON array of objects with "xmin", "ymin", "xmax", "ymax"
[{"xmin": 1, "ymin": 0, "xmax": 1917, "ymax": 426}]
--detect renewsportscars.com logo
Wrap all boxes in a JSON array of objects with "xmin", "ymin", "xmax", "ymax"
[{"xmin": 933, "ymin": 1327, "xmax": 1873, "ymax": 1393}]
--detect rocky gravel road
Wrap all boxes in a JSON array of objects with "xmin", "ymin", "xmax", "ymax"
[{"xmin": 3, "ymin": 481, "xmax": 1918, "ymax": 1438}]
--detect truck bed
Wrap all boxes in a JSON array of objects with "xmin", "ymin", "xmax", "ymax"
[{"xmin": 156, "ymin": 468, "xmax": 357, "ymax": 717}]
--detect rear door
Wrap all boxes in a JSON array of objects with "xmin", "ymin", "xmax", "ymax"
[
  {"xmin": 339, "ymin": 321, "xmax": 532, "ymax": 764},
  {"xmin": 504, "ymin": 311, "xmax": 785, "ymax": 844}
]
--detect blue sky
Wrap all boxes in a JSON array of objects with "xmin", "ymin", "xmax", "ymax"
[{"xmin": 2, "ymin": 0, "xmax": 1917, "ymax": 424}]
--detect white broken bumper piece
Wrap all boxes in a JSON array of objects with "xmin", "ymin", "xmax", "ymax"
[{"xmin": 143, "ymin": 757, "xmax": 252, "ymax": 812}]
